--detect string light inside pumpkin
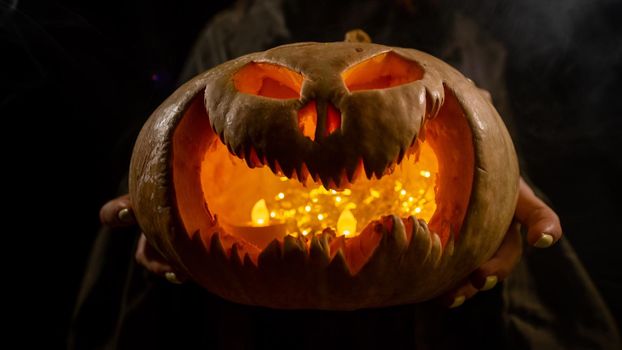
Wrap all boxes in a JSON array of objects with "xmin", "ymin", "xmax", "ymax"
[{"xmin": 235, "ymin": 142, "xmax": 437, "ymax": 239}]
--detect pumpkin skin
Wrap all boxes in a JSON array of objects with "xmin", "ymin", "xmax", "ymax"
[{"xmin": 129, "ymin": 41, "xmax": 519, "ymax": 310}]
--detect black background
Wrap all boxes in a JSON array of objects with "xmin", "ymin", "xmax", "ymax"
[{"xmin": 2, "ymin": 0, "xmax": 620, "ymax": 347}]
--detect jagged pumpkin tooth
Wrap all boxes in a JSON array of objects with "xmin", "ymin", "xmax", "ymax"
[
  {"xmin": 229, "ymin": 243, "xmax": 243, "ymax": 267},
  {"xmin": 243, "ymin": 146, "xmax": 255, "ymax": 168},
  {"xmin": 309, "ymin": 235, "xmax": 330, "ymax": 268},
  {"xmin": 445, "ymin": 230, "xmax": 455, "ymax": 257},
  {"xmin": 209, "ymin": 233, "xmax": 227, "ymax": 262},
  {"xmin": 319, "ymin": 173, "xmax": 332, "ymax": 190},
  {"xmin": 380, "ymin": 215, "xmax": 395, "ymax": 233},
  {"xmin": 402, "ymin": 216, "xmax": 416, "ymax": 244},
  {"xmin": 258, "ymin": 239, "xmax": 282, "ymax": 269},
  {"xmin": 337, "ymin": 167, "xmax": 351, "ymax": 189},
  {"xmin": 321, "ymin": 227, "xmax": 337, "ymax": 241},
  {"xmin": 298, "ymin": 162, "xmax": 311, "ymax": 183},
  {"xmin": 429, "ymin": 233, "xmax": 443, "ymax": 267},
  {"xmin": 266, "ymin": 157, "xmax": 278, "ymax": 175},
  {"xmin": 327, "ymin": 248, "xmax": 350, "ymax": 276},
  {"xmin": 426, "ymin": 86, "xmax": 444, "ymax": 118},
  {"xmin": 283, "ymin": 234, "xmax": 306, "ymax": 262},
  {"xmin": 331, "ymin": 175, "xmax": 342, "ymax": 189},
  {"xmin": 409, "ymin": 218, "xmax": 432, "ymax": 263},
  {"xmin": 329, "ymin": 235, "xmax": 346, "ymax": 259},
  {"xmin": 280, "ymin": 160, "xmax": 296, "ymax": 179},
  {"xmin": 272, "ymin": 159, "xmax": 285, "ymax": 177},
  {"xmin": 346, "ymin": 158, "xmax": 364, "ymax": 183},
  {"xmin": 289, "ymin": 168, "xmax": 299, "ymax": 182},
  {"xmin": 243, "ymin": 252, "xmax": 256, "ymax": 269},
  {"xmin": 388, "ymin": 215, "xmax": 408, "ymax": 252},
  {"xmin": 249, "ymin": 146, "xmax": 264, "ymax": 167}
]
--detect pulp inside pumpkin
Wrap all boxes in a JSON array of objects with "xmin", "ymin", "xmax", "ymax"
[{"xmin": 171, "ymin": 88, "xmax": 474, "ymax": 269}]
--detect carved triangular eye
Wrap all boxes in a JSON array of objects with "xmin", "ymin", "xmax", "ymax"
[
  {"xmin": 234, "ymin": 62, "xmax": 303, "ymax": 99},
  {"xmin": 342, "ymin": 52, "xmax": 423, "ymax": 92}
]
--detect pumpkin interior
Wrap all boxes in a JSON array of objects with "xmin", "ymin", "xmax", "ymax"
[
  {"xmin": 341, "ymin": 52, "xmax": 424, "ymax": 91},
  {"xmin": 233, "ymin": 62, "xmax": 303, "ymax": 99},
  {"xmin": 172, "ymin": 79, "xmax": 473, "ymax": 273}
]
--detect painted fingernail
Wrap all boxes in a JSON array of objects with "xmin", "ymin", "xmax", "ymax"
[
  {"xmin": 449, "ymin": 295, "xmax": 465, "ymax": 309},
  {"xmin": 534, "ymin": 233, "xmax": 553, "ymax": 248},
  {"xmin": 118, "ymin": 208, "xmax": 133, "ymax": 223},
  {"xmin": 480, "ymin": 275, "xmax": 498, "ymax": 291},
  {"xmin": 165, "ymin": 271, "xmax": 182, "ymax": 284}
]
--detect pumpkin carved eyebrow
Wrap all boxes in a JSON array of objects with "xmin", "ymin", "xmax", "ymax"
[
  {"xmin": 342, "ymin": 52, "xmax": 423, "ymax": 92},
  {"xmin": 233, "ymin": 62, "xmax": 303, "ymax": 99}
]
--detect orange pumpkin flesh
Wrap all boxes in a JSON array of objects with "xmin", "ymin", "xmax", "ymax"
[{"xmin": 130, "ymin": 42, "xmax": 518, "ymax": 309}]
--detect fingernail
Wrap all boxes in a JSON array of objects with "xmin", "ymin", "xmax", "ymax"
[
  {"xmin": 118, "ymin": 208, "xmax": 133, "ymax": 223},
  {"xmin": 165, "ymin": 271, "xmax": 182, "ymax": 284},
  {"xmin": 480, "ymin": 275, "xmax": 498, "ymax": 291},
  {"xmin": 534, "ymin": 233, "xmax": 553, "ymax": 248},
  {"xmin": 449, "ymin": 295, "xmax": 465, "ymax": 308}
]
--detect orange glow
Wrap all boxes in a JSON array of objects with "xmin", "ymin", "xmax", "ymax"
[
  {"xmin": 337, "ymin": 208, "xmax": 356, "ymax": 236},
  {"xmin": 298, "ymin": 101, "xmax": 317, "ymax": 140},
  {"xmin": 199, "ymin": 138, "xmax": 438, "ymax": 248},
  {"xmin": 172, "ymin": 87, "xmax": 473, "ymax": 263},
  {"xmin": 251, "ymin": 199, "xmax": 270, "ymax": 226},
  {"xmin": 342, "ymin": 52, "xmax": 423, "ymax": 92},
  {"xmin": 233, "ymin": 62, "xmax": 303, "ymax": 99},
  {"xmin": 325, "ymin": 103, "xmax": 341, "ymax": 136},
  {"xmin": 298, "ymin": 101, "xmax": 342, "ymax": 140},
  {"xmin": 426, "ymin": 87, "xmax": 474, "ymax": 243}
]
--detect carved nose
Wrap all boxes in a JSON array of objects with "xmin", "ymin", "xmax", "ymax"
[
  {"xmin": 324, "ymin": 102, "xmax": 342, "ymax": 137},
  {"xmin": 298, "ymin": 100, "xmax": 341, "ymax": 141}
]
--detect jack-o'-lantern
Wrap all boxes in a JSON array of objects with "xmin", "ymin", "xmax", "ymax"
[{"xmin": 129, "ymin": 35, "xmax": 518, "ymax": 309}]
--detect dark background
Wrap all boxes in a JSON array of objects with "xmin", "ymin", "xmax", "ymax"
[{"xmin": 2, "ymin": 0, "xmax": 620, "ymax": 347}]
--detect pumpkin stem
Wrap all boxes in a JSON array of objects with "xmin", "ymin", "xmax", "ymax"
[{"xmin": 344, "ymin": 29, "xmax": 371, "ymax": 43}]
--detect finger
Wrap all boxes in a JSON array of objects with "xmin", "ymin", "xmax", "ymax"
[
  {"xmin": 440, "ymin": 280, "xmax": 479, "ymax": 309},
  {"xmin": 470, "ymin": 221, "xmax": 522, "ymax": 290},
  {"xmin": 515, "ymin": 178, "xmax": 563, "ymax": 248},
  {"xmin": 477, "ymin": 87, "xmax": 493, "ymax": 103},
  {"xmin": 99, "ymin": 194, "xmax": 136, "ymax": 227},
  {"xmin": 135, "ymin": 234, "xmax": 186, "ymax": 283},
  {"xmin": 135, "ymin": 234, "xmax": 173, "ymax": 274}
]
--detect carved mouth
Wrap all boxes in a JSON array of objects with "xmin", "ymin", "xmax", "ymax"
[
  {"xmin": 171, "ymin": 85, "xmax": 474, "ymax": 273},
  {"xmin": 201, "ymin": 135, "xmax": 439, "ymax": 273}
]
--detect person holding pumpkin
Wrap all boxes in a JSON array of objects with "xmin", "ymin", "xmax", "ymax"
[
  {"xmin": 70, "ymin": 0, "xmax": 620, "ymax": 349},
  {"xmin": 100, "ymin": 178, "xmax": 561, "ymax": 304}
]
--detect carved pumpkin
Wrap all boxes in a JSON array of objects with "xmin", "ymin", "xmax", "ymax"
[{"xmin": 129, "ymin": 40, "xmax": 519, "ymax": 309}]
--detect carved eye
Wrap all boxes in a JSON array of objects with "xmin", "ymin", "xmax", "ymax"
[
  {"xmin": 233, "ymin": 62, "xmax": 303, "ymax": 99},
  {"xmin": 342, "ymin": 52, "xmax": 423, "ymax": 92}
]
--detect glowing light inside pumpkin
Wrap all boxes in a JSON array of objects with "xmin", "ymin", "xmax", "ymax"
[
  {"xmin": 251, "ymin": 156, "xmax": 436, "ymax": 237},
  {"xmin": 199, "ymin": 130, "xmax": 439, "ymax": 245},
  {"xmin": 172, "ymin": 52, "xmax": 476, "ymax": 259},
  {"xmin": 337, "ymin": 208, "xmax": 357, "ymax": 236},
  {"xmin": 251, "ymin": 199, "xmax": 270, "ymax": 226}
]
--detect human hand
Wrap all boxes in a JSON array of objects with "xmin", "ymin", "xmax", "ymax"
[
  {"xmin": 441, "ymin": 177, "xmax": 563, "ymax": 308},
  {"xmin": 99, "ymin": 194, "xmax": 186, "ymax": 284}
]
